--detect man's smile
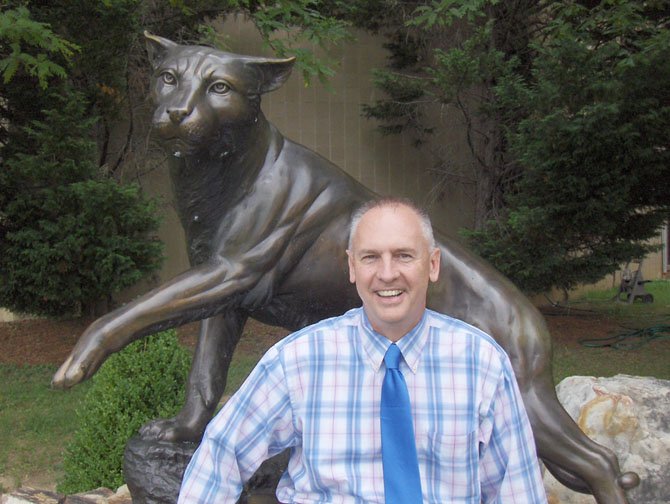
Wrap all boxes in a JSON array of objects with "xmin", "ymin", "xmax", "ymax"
[{"xmin": 376, "ymin": 289, "xmax": 404, "ymax": 298}]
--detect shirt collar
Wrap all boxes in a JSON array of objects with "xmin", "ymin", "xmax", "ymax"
[{"xmin": 357, "ymin": 308, "xmax": 430, "ymax": 374}]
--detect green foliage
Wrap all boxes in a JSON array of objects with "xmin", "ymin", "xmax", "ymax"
[
  {"xmin": 467, "ymin": 1, "xmax": 670, "ymax": 294},
  {"xmin": 0, "ymin": 6, "xmax": 78, "ymax": 88},
  {"xmin": 363, "ymin": 8, "xmax": 513, "ymax": 141},
  {"xmin": 58, "ymin": 330, "xmax": 191, "ymax": 494},
  {"xmin": 0, "ymin": 87, "xmax": 163, "ymax": 317},
  {"xmin": 363, "ymin": 69, "xmax": 431, "ymax": 139},
  {"xmin": 229, "ymin": 0, "xmax": 352, "ymax": 85},
  {"xmin": 410, "ymin": 0, "xmax": 493, "ymax": 28}
]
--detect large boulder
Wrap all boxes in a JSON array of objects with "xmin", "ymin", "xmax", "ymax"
[{"xmin": 543, "ymin": 374, "xmax": 670, "ymax": 503}]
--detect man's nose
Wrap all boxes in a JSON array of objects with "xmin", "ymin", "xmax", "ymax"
[{"xmin": 377, "ymin": 256, "xmax": 399, "ymax": 281}]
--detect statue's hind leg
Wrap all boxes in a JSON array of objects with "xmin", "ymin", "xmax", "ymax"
[
  {"xmin": 522, "ymin": 374, "xmax": 639, "ymax": 503},
  {"xmin": 140, "ymin": 310, "xmax": 248, "ymax": 442}
]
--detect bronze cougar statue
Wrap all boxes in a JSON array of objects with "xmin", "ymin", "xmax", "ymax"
[{"xmin": 52, "ymin": 32, "xmax": 638, "ymax": 503}]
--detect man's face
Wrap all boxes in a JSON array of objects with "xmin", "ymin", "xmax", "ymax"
[{"xmin": 347, "ymin": 204, "xmax": 440, "ymax": 341}]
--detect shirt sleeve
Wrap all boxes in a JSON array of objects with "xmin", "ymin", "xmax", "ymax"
[
  {"xmin": 479, "ymin": 355, "xmax": 548, "ymax": 504},
  {"xmin": 177, "ymin": 345, "xmax": 297, "ymax": 503}
]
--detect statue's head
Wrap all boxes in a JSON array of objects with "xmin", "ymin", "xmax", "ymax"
[{"xmin": 144, "ymin": 32, "xmax": 295, "ymax": 156}]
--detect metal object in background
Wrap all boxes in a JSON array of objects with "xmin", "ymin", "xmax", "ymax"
[{"xmin": 615, "ymin": 260, "xmax": 654, "ymax": 304}]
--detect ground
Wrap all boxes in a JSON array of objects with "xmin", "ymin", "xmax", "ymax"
[{"xmin": 0, "ymin": 306, "xmax": 624, "ymax": 367}]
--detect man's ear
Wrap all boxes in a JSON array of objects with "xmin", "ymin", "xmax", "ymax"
[
  {"xmin": 144, "ymin": 31, "xmax": 178, "ymax": 70},
  {"xmin": 429, "ymin": 247, "xmax": 441, "ymax": 283},
  {"xmin": 245, "ymin": 56, "xmax": 296, "ymax": 95},
  {"xmin": 346, "ymin": 250, "xmax": 356, "ymax": 284}
]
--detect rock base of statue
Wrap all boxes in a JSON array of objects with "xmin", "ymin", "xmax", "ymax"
[
  {"xmin": 123, "ymin": 435, "xmax": 198, "ymax": 504},
  {"xmin": 123, "ymin": 435, "xmax": 289, "ymax": 504}
]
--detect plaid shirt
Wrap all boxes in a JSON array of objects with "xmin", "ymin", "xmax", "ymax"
[{"xmin": 178, "ymin": 308, "xmax": 547, "ymax": 503}]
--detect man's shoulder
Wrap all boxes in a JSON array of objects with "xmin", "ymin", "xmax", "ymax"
[{"xmin": 274, "ymin": 307, "xmax": 362, "ymax": 350}]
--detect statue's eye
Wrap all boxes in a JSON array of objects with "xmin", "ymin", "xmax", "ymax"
[
  {"xmin": 209, "ymin": 81, "xmax": 230, "ymax": 95},
  {"xmin": 160, "ymin": 72, "xmax": 176, "ymax": 85}
]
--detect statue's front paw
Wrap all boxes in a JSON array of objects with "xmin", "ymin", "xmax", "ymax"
[
  {"xmin": 139, "ymin": 417, "xmax": 205, "ymax": 443},
  {"xmin": 51, "ymin": 354, "xmax": 90, "ymax": 389},
  {"xmin": 51, "ymin": 324, "xmax": 112, "ymax": 389}
]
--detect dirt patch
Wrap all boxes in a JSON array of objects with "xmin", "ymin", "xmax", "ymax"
[
  {"xmin": 0, "ymin": 318, "xmax": 93, "ymax": 366},
  {"xmin": 539, "ymin": 305, "xmax": 628, "ymax": 346},
  {"xmin": 0, "ymin": 306, "xmax": 622, "ymax": 367},
  {"xmin": 0, "ymin": 317, "xmax": 288, "ymax": 367}
]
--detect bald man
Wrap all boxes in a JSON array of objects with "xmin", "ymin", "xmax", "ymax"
[{"xmin": 178, "ymin": 197, "xmax": 547, "ymax": 503}]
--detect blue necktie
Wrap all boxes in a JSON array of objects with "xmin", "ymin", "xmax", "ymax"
[{"xmin": 381, "ymin": 344, "xmax": 423, "ymax": 503}]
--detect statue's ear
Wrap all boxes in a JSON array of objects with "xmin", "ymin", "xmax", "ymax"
[
  {"xmin": 247, "ymin": 57, "xmax": 296, "ymax": 94},
  {"xmin": 144, "ymin": 31, "xmax": 178, "ymax": 69}
]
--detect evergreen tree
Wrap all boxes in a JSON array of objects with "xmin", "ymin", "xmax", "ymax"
[
  {"xmin": 466, "ymin": 1, "xmax": 670, "ymax": 294},
  {"xmin": 0, "ymin": 87, "xmax": 163, "ymax": 316}
]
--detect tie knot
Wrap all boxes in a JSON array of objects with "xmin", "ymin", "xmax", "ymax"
[{"xmin": 384, "ymin": 344, "xmax": 402, "ymax": 370}]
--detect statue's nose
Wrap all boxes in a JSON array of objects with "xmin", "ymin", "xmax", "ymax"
[{"xmin": 168, "ymin": 108, "xmax": 189, "ymax": 124}]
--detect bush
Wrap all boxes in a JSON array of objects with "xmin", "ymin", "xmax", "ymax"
[
  {"xmin": 0, "ymin": 86, "xmax": 163, "ymax": 317},
  {"xmin": 58, "ymin": 330, "xmax": 191, "ymax": 494},
  {"xmin": 0, "ymin": 178, "xmax": 163, "ymax": 317}
]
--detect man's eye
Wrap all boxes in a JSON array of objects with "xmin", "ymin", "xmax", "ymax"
[
  {"xmin": 209, "ymin": 81, "xmax": 230, "ymax": 94},
  {"xmin": 361, "ymin": 255, "xmax": 377, "ymax": 263},
  {"xmin": 160, "ymin": 72, "xmax": 176, "ymax": 85}
]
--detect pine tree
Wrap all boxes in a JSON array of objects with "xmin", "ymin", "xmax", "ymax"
[{"xmin": 0, "ymin": 87, "xmax": 163, "ymax": 316}]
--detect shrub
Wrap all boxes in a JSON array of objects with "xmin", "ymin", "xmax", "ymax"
[
  {"xmin": 58, "ymin": 330, "xmax": 191, "ymax": 494},
  {"xmin": 0, "ymin": 86, "xmax": 163, "ymax": 317}
]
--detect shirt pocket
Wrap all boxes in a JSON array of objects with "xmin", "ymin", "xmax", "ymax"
[{"xmin": 419, "ymin": 430, "xmax": 479, "ymax": 502}]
